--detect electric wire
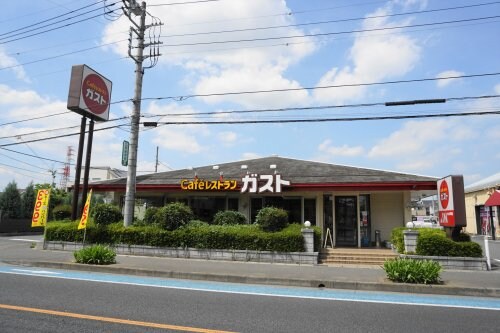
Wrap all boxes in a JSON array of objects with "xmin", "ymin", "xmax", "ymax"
[
  {"xmin": 159, "ymin": 15, "xmax": 500, "ymax": 48},
  {"xmin": 158, "ymin": 1, "xmax": 500, "ymax": 39}
]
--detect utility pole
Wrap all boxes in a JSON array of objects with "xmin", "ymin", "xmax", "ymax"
[
  {"xmin": 122, "ymin": 0, "xmax": 162, "ymax": 226},
  {"xmin": 155, "ymin": 146, "xmax": 159, "ymax": 173}
]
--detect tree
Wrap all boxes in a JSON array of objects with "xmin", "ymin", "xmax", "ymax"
[
  {"xmin": 34, "ymin": 183, "xmax": 70, "ymax": 220},
  {"xmin": 0, "ymin": 181, "xmax": 22, "ymax": 218},
  {"xmin": 20, "ymin": 182, "xmax": 36, "ymax": 218}
]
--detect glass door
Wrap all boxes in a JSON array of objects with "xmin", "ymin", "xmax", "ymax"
[{"xmin": 335, "ymin": 196, "xmax": 358, "ymax": 247}]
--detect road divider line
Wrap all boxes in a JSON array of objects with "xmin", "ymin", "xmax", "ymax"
[{"xmin": 0, "ymin": 303, "xmax": 237, "ymax": 333}]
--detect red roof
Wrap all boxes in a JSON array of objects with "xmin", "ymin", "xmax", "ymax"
[{"xmin": 485, "ymin": 190, "xmax": 500, "ymax": 206}]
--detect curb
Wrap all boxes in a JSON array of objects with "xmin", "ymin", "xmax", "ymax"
[{"xmin": 5, "ymin": 260, "xmax": 500, "ymax": 298}]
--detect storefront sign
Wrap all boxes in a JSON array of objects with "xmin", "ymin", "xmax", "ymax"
[
  {"xmin": 180, "ymin": 179, "xmax": 238, "ymax": 191},
  {"xmin": 437, "ymin": 175, "xmax": 466, "ymax": 227},
  {"xmin": 67, "ymin": 64, "xmax": 112, "ymax": 121},
  {"xmin": 241, "ymin": 174, "xmax": 290, "ymax": 193}
]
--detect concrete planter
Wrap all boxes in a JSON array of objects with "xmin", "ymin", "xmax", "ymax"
[
  {"xmin": 401, "ymin": 254, "xmax": 488, "ymax": 271},
  {"xmin": 44, "ymin": 241, "xmax": 318, "ymax": 265}
]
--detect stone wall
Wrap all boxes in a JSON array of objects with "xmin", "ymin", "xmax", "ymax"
[{"xmin": 44, "ymin": 241, "xmax": 319, "ymax": 265}]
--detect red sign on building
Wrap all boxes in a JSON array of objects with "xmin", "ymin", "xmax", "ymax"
[{"xmin": 437, "ymin": 175, "xmax": 466, "ymax": 227}]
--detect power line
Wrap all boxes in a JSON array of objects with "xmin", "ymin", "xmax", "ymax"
[
  {"xmin": 0, "ymin": 123, "xmax": 130, "ymax": 147},
  {"xmin": 0, "ymin": 9, "xmax": 120, "ymax": 45},
  {"xmin": 159, "ymin": 15, "xmax": 500, "ymax": 48},
  {"xmin": 142, "ymin": 72, "xmax": 500, "ymax": 101},
  {"xmin": 142, "ymin": 95, "xmax": 500, "ymax": 118},
  {"xmin": 0, "ymin": 40, "xmax": 127, "ymax": 71},
  {"xmin": 0, "ymin": 162, "xmax": 50, "ymax": 175},
  {"xmin": 0, "ymin": 152, "xmax": 49, "ymax": 171},
  {"xmin": 0, "ymin": 0, "xmax": 110, "ymax": 38},
  {"xmin": 0, "ymin": 147, "xmax": 68, "ymax": 165},
  {"xmin": 146, "ymin": 109, "xmax": 500, "ymax": 126},
  {"xmin": 158, "ymin": 2, "xmax": 500, "ymax": 39}
]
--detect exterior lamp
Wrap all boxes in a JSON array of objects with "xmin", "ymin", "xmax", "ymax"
[{"xmin": 304, "ymin": 221, "xmax": 311, "ymax": 228}]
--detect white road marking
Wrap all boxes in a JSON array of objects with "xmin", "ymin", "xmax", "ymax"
[
  {"xmin": 12, "ymin": 269, "xmax": 61, "ymax": 275},
  {"xmin": 9, "ymin": 238, "xmax": 41, "ymax": 242}
]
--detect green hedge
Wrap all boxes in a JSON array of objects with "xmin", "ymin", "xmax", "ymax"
[
  {"xmin": 46, "ymin": 221, "xmax": 322, "ymax": 253},
  {"xmin": 417, "ymin": 233, "xmax": 482, "ymax": 257},
  {"xmin": 391, "ymin": 227, "xmax": 446, "ymax": 253}
]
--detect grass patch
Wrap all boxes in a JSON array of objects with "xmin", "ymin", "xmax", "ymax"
[{"xmin": 74, "ymin": 244, "xmax": 116, "ymax": 265}]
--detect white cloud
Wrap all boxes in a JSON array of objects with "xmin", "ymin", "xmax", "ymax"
[
  {"xmin": 368, "ymin": 120, "xmax": 446, "ymax": 157},
  {"xmin": 314, "ymin": 3, "xmax": 421, "ymax": 104},
  {"xmin": 318, "ymin": 139, "xmax": 364, "ymax": 157},
  {"xmin": 101, "ymin": 0, "xmax": 315, "ymax": 108},
  {"xmin": 494, "ymin": 83, "xmax": 500, "ymax": 94},
  {"xmin": 0, "ymin": 47, "xmax": 29, "ymax": 82},
  {"xmin": 217, "ymin": 131, "xmax": 237, "ymax": 145},
  {"xmin": 435, "ymin": 70, "xmax": 464, "ymax": 88}
]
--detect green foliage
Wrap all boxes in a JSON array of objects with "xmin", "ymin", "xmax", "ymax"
[
  {"xmin": 391, "ymin": 227, "xmax": 446, "ymax": 254},
  {"xmin": 74, "ymin": 244, "xmax": 116, "ymax": 265},
  {"xmin": 20, "ymin": 182, "xmax": 36, "ymax": 218},
  {"xmin": 0, "ymin": 181, "xmax": 22, "ymax": 218},
  {"xmin": 47, "ymin": 222, "xmax": 312, "ymax": 252},
  {"xmin": 52, "ymin": 204, "xmax": 72, "ymax": 220},
  {"xmin": 383, "ymin": 258, "xmax": 441, "ymax": 284},
  {"xmin": 416, "ymin": 233, "xmax": 482, "ymax": 257},
  {"xmin": 255, "ymin": 207, "xmax": 288, "ymax": 232},
  {"xmin": 34, "ymin": 184, "xmax": 70, "ymax": 220},
  {"xmin": 142, "ymin": 206, "xmax": 160, "ymax": 225},
  {"xmin": 156, "ymin": 202, "xmax": 193, "ymax": 231},
  {"xmin": 213, "ymin": 210, "xmax": 247, "ymax": 225},
  {"xmin": 91, "ymin": 203, "xmax": 123, "ymax": 225},
  {"xmin": 456, "ymin": 233, "xmax": 471, "ymax": 242}
]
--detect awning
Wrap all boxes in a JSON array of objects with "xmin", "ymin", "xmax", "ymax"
[{"xmin": 485, "ymin": 190, "xmax": 500, "ymax": 206}]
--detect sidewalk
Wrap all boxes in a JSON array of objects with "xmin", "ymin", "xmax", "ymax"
[{"xmin": 1, "ymin": 239, "xmax": 499, "ymax": 298}]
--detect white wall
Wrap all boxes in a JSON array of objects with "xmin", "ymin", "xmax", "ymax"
[{"xmin": 370, "ymin": 192, "xmax": 405, "ymax": 242}]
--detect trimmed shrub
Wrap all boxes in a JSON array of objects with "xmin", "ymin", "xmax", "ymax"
[
  {"xmin": 142, "ymin": 206, "xmax": 159, "ymax": 225},
  {"xmin": 456, "ymin": 232, "xmax": 471, "ymax": 242},
  {"xmin": 383, "ymin": 258, "xmax": 441, "ymax": 284},
  {"xmin": 52, "ymin": 204, "xmax": 72, "ymax": 220},
  {"xmin": 74, "ymin": 244, "xmax": 116, "ymax": 265},
  {"xmin": 416, "ymin": 233, "xmax": 482, "ymax": 257},
  {"xmin": 255, "ymin": 207, "xmax": 288, "ymax": 232},
  {"xmin": 213, "ymin": 210, "xmax": 247, "ymax": 225},
  {"xmin": 391, "ymin": 227, "xmax": 446, "ymax": 254},
  {"xmin": 92, "ymin": 203, "xmax": 123, "ymax": 225},
  {"xmin": 156, "ymin": 202, "xmax": 194, "ymax": 231},
  {"xmin": 46, "ymin": 222, "xmax": 315, "ymax": 252}
]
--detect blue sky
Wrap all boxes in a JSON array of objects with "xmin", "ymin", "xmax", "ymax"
[{"xmin": 0, "ymin": 0, "xmax": 499, "ymax": 190}]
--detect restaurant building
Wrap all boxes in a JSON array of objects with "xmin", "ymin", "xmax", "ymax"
[{"xmin": 89, "ymin": 156, "xmax": 437, "ymax": 247}]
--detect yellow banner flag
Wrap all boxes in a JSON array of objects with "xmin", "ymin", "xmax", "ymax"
[
  {"xmin": 32, "ymin": 189, "xmax": 50, "ymax": 227},
  {"xmin": 78, "ymin": 190, "xmax": 92, "ymax": 230}
]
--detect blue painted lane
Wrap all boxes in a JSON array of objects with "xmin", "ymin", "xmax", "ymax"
[{"xmin": 0, "ymin": 263, "xmax": 499, "ymax": 311}]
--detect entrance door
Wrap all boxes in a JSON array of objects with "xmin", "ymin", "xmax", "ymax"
[{"xmin": 335, "ymin": 196, "xmax": 357, "ymax": 247}]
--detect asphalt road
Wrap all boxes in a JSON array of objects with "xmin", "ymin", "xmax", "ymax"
[
  {"xmin": 0, "ymin": 268, "xmax": 499, "ymax": 333},
  {"xmin": 472, "ymin": 236, "xmax": 500, "ymax": 267}
]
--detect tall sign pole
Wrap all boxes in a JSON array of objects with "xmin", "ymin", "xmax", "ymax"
[{"xmin": 122, "ymin": 0, "xmax": 162, "ymax": 226}]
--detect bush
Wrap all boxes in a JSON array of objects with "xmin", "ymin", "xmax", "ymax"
[
  {"xmin": 213, "ymin": 210, "xmax": 247, "ymax": 225},
  {"xmin": 156, "ymin": 202, "xmax": 194, "ymax": 231},
  {"xmin": 456, "ymin": 232, "xmax": 471, "ymax": 242},
  {"xmin": 383, "ymin": 258, "xmax": 441, "ymax": 284},
  {"xmin": 46, "ymin": 222, "xmax": 317, "ymax": 252},
  {"xmin": 52, "ymin": 204, "xmax": 72, "ymax": 220},
  {"xmin": 391, "ymin": 227, "xmax": 446, "ymax": 254},
  {"xmin": 74, "ymin": 244, "xmax": 116, "ymax": 265},
  {"xmin": 92, "ymin": 203, "xmax": 123, "ymax": 225},
  {"xmin": 255, "ymin": 207, "xmax": 288, "ymax": 232},
  {"xmin": 416, "ymin": 233, "xmax": 482, "ymax": 257},
  {"xmin": 142, "ymin": 206, "xmax": 159, "ymax": 225}
]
